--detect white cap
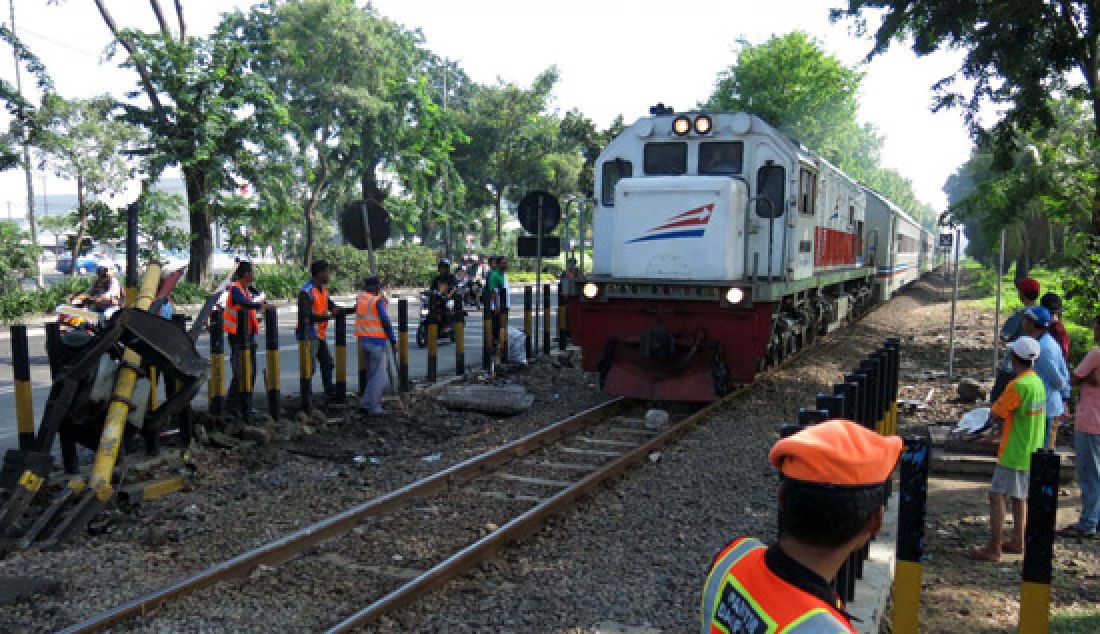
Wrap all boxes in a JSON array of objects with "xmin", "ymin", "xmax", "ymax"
[{"xmin": 1008, "ymin": 336, "xmax": 1041, "ymax": 361}]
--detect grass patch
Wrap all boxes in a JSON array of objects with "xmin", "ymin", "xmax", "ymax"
[{"xmin": 1051, "ymin": 606, "xmax": 1100, "ymax": 634}]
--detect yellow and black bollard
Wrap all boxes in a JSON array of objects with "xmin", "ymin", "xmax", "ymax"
[
  {"xmin": 11, "ymin": 325, "xmax": 35, "ymax": 451},
  {"xmin": 523, "ymin": 286, "xmax": 533, "ymax": 361},
  {"xmin": 482, "ymin": 290, "xmax": 492, "ymax": 369},
  {"xmin": 887, "ymin": 338, "xmax": 902, "ymax": 435},
  {"xmin": 44, "ymin": 322, "xmax": 63, "ymax": 380},
  {"xmin": 357, "ymin": 333, "xmax": 367, "ymax": 397},
  {"xmin": 148, "ymin": 367, "xmax": 159, "ymax": 412},
  {"xmin": 398, "ymin": 298, "xmax": 410, "ymax": 392},
  {"xmin": 334, "ymin": 309, "xmax": 347, "ymax": 401},
  {"xmin": 557, "ymin": 284, "xmax": 568, "ymax": 351},
  {"xmin": 297, "ymin": 293, "xmax": 313, "ymax": 412},
  {"xmin": 237, "ymin": 307, "xmax": 253, "ymax": 423},
  {"xmin": 427, "ymin": 322, "xmax": 438, "ymax": 383},
  {"xmin": 499, "ymin": 308, "xmax": 509, "ymax": 364},
  {"xmin": 542, "ymin": 284, "xmax": 551, "ymax": 356},
  {"xmin": 209, "ymin": 311, "xmax": 226, "ymax": 418},
  {"xmin": 265, "ymin": 305, "xmax": 281, "ymax": 420},
  {"xmin": 89, "ymin": 262, "xmax": 161, "ymax": 502},
  {"xmin": 893, "ymin": 426, "xmax": 931, "ymax": 634},
  {"xmin": 862, "ymin": 355, "xmax": 885, "ymax": 435},
  {"xmin": 1018, "ymin": 449, "xmax": 1060, "ymax": 633},
  {"xmin": 454, "ymin": 297, "xmax": 465, "ymax": 375}
]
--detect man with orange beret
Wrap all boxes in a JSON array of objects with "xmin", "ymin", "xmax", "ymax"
[{"xmin": 700, "ymin": 420, "xmax": 903, "ymax": 633}]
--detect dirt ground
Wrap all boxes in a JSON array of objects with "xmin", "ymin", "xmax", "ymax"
[{"xmin": 885, "ymin": 271, "xmax": 1099, "ymax": 633}]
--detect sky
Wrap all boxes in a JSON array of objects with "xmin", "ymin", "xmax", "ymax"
[{"xmin": 0, "ymin": 0, "xmax": 976, "ymax": 221}]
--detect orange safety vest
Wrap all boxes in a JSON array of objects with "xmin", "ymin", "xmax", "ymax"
[
  {"xmin": 308, "ymin": 284, "xmax": 330, "ymax": 339},
  {"xmin": 354, "ymin": 292, "xmax": 387, "ymax": 340},
  {"xmin": 223, "ymin": 281, "xmax": 260, "ymax": 336},
  {"xmin": 700, "ymin": 538, "xmax": 855, "ymax": 634}
]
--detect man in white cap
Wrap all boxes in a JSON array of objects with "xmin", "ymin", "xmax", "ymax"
[{"xmin": 971, "ymin": 335, "xmax": 1047, "ymax": 562}]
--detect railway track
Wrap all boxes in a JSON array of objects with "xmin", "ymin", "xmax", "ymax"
[{"xmin": 60, "ymin": 305, "xmax": 861, "ymax": 633}]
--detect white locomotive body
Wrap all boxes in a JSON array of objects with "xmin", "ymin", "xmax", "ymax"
[{"xmin": 568, "ymin": 110, "xmax": 939, "ymax": 401}]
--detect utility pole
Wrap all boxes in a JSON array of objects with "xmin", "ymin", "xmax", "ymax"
[
  {"xmin": 947, "ymin": 225, "xmax": 961, "ymax": 379},
  {"xmin": 442, "ymin": 58, "xmax": 454, "ymax": 261},
  {"xmin": 9, "ymin": 0, "xmax": 40, "ymax": 287}
]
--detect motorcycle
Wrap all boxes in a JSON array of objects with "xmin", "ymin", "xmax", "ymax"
[
  {"xmin": 416, "ymin": 289, "xmax": 464, "ymax": 348},
  {"xmin": 456, "ymin": 277, "xmax": 482, "ymax": 310}
]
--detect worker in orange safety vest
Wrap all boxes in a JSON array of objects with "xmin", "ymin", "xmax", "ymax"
[
  {"xmin": 354, "ymin": 275, "xmax": 396, "ymax": 415},
  {"xmin": 224, "ymin": 260, "xmax": 265, "ymax": 418},
  {"xmin": 296, "ymin": 260, "xmax": 343, "ymax": 402},
  {"xmin": 700, "ymin": 419, "xmax": 903, "ymax": 633}
]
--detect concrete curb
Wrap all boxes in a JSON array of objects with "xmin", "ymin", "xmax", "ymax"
[{"xmin": 849, "ymin": 487, "xmax": 899, "ymax": 634}]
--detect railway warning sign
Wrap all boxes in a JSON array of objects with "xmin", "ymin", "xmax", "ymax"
[
  {"xmin": 517, "ymin": 191, "xmax": 561, "ymax": 234},
  {"xmin": 938, "ymin": 233, "xmax": 953, "ymax": 248}
]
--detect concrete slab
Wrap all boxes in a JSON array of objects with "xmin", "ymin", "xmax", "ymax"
[{"xmin": 932, "ymin": 449, "xmax": 1076, "ymax": 482}]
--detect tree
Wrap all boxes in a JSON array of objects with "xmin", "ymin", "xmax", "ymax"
[
  {"xmin": 454, "ymin": 68, "xmax": 562, "ymax": 242},
  {"xmin": 35, "ymin": 95, "xmax": 139, "ymax": 276},
  {"xmin": 0, "ymin": 221, "xmax": 40, "ymax": 292},
  {"xmin": 833, "ymin": 0, "xmax": 1100, "ymax": 233},
  {"xmin": 136, "ymin": 190, "xmax": 189, "ymax": 258},
  {"xmin": 705, "ymin": 32, "xmax": 936, "ymax": 227},
  {"xmin": 90, "ymin": 0, "xmax": 286, "ymax": 283},
  {"xmin": 0, "ymin": 20, "xmax": 54, "ymax": 286}
]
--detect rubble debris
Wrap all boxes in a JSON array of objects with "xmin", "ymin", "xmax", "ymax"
[
  {"xmin": 644, "ymin": 409, "xmax": 670, "ymax": 429},
  {"xmin": 436, "ymin": 384, "xmax": 534, "ymax": 415},
  {"xmin": 956, "ymin": 379, "xmax": 986, "ymax": 403}
]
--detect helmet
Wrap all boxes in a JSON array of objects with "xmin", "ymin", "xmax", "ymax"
[{"xmin": 438, "ymin": 258, "xmax": 451, "ymax": 268}]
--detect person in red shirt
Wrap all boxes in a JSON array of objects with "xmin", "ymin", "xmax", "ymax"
[
  {"xmin": 700, "ymin": 420, "xmax": 903, "ymax": 633},
  {"xmin": 1041, "ymin": 293, "xmax": 1070, "ymax": 361}
]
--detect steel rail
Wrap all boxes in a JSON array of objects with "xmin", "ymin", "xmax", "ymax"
[
  {"xmin": 60, "ymin": 397, "xmax": 627, "ymax": 634},
  {"xmin": 64, "ymin": 288, "xmax": 885, "ymax": 633},
  {"xmin": 325, "ymin": 384, "xmax": 747, "ymax": 632}
]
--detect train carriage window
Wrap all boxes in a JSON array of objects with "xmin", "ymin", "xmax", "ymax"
[
  {"xmin": 798, "ymin": 168, "xmax": 816, "ymax": 215},
  {"xmin": 643, "ymin": 142, "xmax": 687, "ymax": 175},
  {"xmin": 600, "ymin": 159, "xmax": 633, "ymax": 206},
  {"xmin": 755, "ymin": 164, "xmax": 786, "ymax": 218},
  {"xmin": 698, "ymin": 142, "xmax": 744, "ymax": 175}
]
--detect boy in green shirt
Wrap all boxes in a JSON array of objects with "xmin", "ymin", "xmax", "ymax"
[{"xmin": 971, "ymin": 336, "xmax": 1047, "ymax": 562}]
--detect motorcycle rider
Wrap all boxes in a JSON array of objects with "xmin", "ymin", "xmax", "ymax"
[
  {"xmin": 427, "ymin": 258, "xmax": 458, "ymax": 327},
  {"xmin": 84, "ymin": 266, "xmax": 123, "ymax": 312}
]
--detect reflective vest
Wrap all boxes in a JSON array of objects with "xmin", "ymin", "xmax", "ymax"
[
  {"xmin": 303, "ymin": 282, "xmax": 330, "ymax": 339},
  {"xmin": 223, "ymin": 281, "xmax": 259, "ymax": 336},
  {"xmin": 354, "ymin": 292, "xmax": 387, "ymax": 340},
  {"xmin": 700, "ymin": 538, "xmax": 855, "ymax": 634}
]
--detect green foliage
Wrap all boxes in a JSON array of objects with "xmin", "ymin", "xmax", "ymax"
[
  {"xmin": 98, "ymin": 2, "xmax": 288, "ymax": 283},
  {"xmin": 945, "ymin": 98, "xmax": 1096, "ymax": 269},
  {"xmin": 833, "ymin": 1, "xmax": 1099, "ymax": 174},
  {"xmin": 169, "ymin": 281, "xmax": 209, "ymax": 306},
  {"xmin": 1051, "ymin": 606, "xmax": 1100, "ymax": 634},
  {"xmin": 705, "ymin": 32, "xmax": 936, "ymax": 228},
  {"xmin": 0, "ymin": 275, "xmax": 88, "ymax": 322},
  {"xmin": 0, "ymin": 221, "xmax": 40, "ymax": 293},
  {"xmin": 314, "ymin": 243, "xmax": 437, "ymax": 290},
  {"xmin": 0, "ymin": 22, "xmax": 54, "ymax": 171},
  {"xmin": 137, "ymin": 190, "xmax": 189, "ymax": 256}
]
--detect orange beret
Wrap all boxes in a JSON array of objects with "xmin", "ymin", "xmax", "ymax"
[{"xmin": 769, "ymin": 419, "xmax": 903, "ymax": 487}]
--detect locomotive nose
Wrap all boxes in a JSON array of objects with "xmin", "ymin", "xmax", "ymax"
[{"xmin": 638, "ymin": 325, "xmax": 676, "ymax": 359}]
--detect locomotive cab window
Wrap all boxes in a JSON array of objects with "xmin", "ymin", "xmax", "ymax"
[
  {"xmin": 698, "ymin": 142, "xmax": 743, "ymax": 175},
  {"xmin": 643, "ymin": 142, "xmax": 687, "ymax": 175},
  {"xmin": 798, "ymin": 168, "xmax": 816, "ymax": 215},
  {"xmin": 755, "ymin": 164, "xmax": 786, "ymax": 218},
  {"xmin": 601, "ymin": 158, "xmax": 633, "ymax": 206}
]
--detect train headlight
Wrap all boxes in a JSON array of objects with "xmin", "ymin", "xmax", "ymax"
[
  {"xmin": 582, "ymin": 282, "xmax": 600, "ymax": 299},
  {"xmin": 694, "ymin": 115, "xmax": 713, "ymax": 134},
  {"xmin": 725, "ymin": 287, "xmax": 745, "ymax": 304},
  {"xmin": 672, "ymin": 116, "xmax": 691, "ymax": 136}
]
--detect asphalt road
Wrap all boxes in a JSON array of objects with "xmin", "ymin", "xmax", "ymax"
[{"xmin": 0, "ymin": 288, "xmax": 559, "ymax": 454}]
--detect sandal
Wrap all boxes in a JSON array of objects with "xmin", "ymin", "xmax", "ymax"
[
  {"xmin": 968, "ymin": 547, "xmax": 1001, "ymax": 562},
  {"xmin": 1057, "ymin": 525, "xmax": 1097, "ymax": 539}
]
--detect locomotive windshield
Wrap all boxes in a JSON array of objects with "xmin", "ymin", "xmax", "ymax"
[
  {"xmin": 643, "ymin": 142, "xmax": 687, "ymax": 175},
  {"xmin": 698, "ymin": 142, "xmax": 744, "ymax": 175}
]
